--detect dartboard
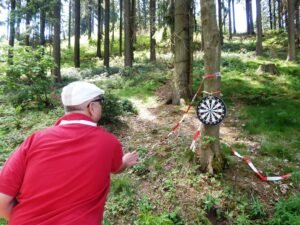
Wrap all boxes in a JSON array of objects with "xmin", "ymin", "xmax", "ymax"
[{"xmin": 196, "ymin": 96, "xmax": 226, "ymax": 125}]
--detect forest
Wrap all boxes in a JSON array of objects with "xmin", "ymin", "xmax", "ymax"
[{"xmin": 0, "ymin": 0, "xmax": 299, "ymax": 224}]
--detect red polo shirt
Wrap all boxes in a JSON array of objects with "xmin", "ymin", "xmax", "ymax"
[{"xmin": 0, "ymin": 113, "xmax": 123, "ymax": 225}]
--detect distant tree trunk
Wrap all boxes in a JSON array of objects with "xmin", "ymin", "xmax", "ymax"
[
  {"xmin": 40, "ymin": 7, "xmax": 46, "ymax": 46},
  {"xmin": 218, "ymin": 0, "xmax": 223, "ymax": 45},
  {"xmin": 74, "ymin": 0, "xmax": 80, "ymax": 68},
  {"xmin": 256, "ymin": 0, "xmax": 263, "ymax": 56},
  {"xmin": 16, "ymin": 0, "xmax": 21, "ymax": 40},
  {"xmin": 88, "ymin": 0, "xmax": 92, "ymax": 39},
  {"xmin": 232, "ymin": 0, "xmax": 236, "ymax": 34},
  {"xmin": 132, "ymin": 0, "xmax": 137, "ymax": 43},
  {"xmin": 168, "ymin": 0, "xmax": 175, "ymax": 53},
  {"xmin": 8, "ymin": 0, "xmax": 16, "ymax": 65},
  {"xmin": 287, "ymin": 0, "xmax": 296, "ymax": 61},
  {"xmin": 278, "ymin": 0, "xmax": 282, "ymax": 28},
  {"xmin": 67, "ymin": 0, "xmax": 71, "ymax": 48},
  {"xmin": 246, "ymin": 0, "xmax": 254, "ymax": 34},
  {"xmin": 124, "ymin": 0, "xmax": 133, "ymax": 66},
  {"xmin": 142, "ymin": 0, "xmax": 147, "ymax": 30},
  {"xmin": 137, "ymin": 0, "xmax": 141, "ymax": 31},
  {"xmin": 273, "ymin": 0, "xmax": 276, "ymax": 29},
  {"xmin": 111, "ymin": 0, "xmax": 115, "ymax": 52},
  {"xmin": 150, "ymin": 0, "xmax": 156, "ymax": 62},
  {"xmin": 25, "ymin": 0, "xmax": 31, "ymax": 46},
  {"xmin": 104, "ymin": 0, "xmax": 110, "ymax": 67},
  {"xmin": 269, "ymin": 0, "xmax": 273, "ymax": 29},
  {"xmin": 228, "ymin": 0, "xmax": 232, "ymax": 40},
  {"xmin": 97, "ymin": 0, "xmax": 103, "ymax": 58},
  {"xmin": 199, "ymin": 0, "xmax": 223, "ymax": 174},
  {"xmin": 296, "ymin": 2, "xmax": 300, "ymax": 46},
  {"xmin": 52, "ymin": 0, "xmax": 61, "ymax": 82},
  {"xmin": 119, "ymin": 0, "xmax": 123, "ymax": 56},
  {"xmin": 172, "ymin": 0, "xmax": 192, "ymax": 104}
]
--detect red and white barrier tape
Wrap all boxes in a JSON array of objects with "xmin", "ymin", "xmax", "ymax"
[
  {"xmin": 190, "ymin": 124, "xmax": 202, "ymax": 152},
  {"xmin": 223, "ymin": 143, "xmax": 292, "ymax": 181}
]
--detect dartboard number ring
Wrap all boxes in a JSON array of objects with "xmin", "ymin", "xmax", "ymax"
[{"xmin": 196, "ymin": 96, "xmax": 226, "ymax": 125}]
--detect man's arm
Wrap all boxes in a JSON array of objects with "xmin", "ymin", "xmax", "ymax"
[
  {"xmin": 0, "ymin": 193, "xmax": 16, "ymax": 221},
  {"xmin": 113, "ymin": 151, "xmax": 139, "ymax": 174}
]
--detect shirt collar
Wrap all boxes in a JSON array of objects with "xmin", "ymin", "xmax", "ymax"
[{"xmin": 54, "ymin": 113, "xmax": 95, "ymax": 126}]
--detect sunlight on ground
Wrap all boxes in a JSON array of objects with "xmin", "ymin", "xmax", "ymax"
[{"xmin": 129, "ymin": 97, "xmax": 160, "ymax": 122}]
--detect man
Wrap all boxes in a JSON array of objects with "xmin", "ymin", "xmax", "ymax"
[{"xmin": 0, "ymin": 81, "xmax": 139, "ymax": 224}]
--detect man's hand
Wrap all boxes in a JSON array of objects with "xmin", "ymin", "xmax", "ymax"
[
  {"xmin": 113, "ymin": 151, "xmax": 139, "ymax": 174},
  {"xmin": 123, "ymin": 151, "xmax": 139, "ymax": 168},
  {"xmin": 0, "ymin": 193, "xmax": 16, "ymax": 221}
]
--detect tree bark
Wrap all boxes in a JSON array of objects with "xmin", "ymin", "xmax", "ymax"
[
  {"xmin": 218, "ymin": 0, "xmax": 223, "ymax": 45},
  {"xmin": 97, "ymin": 0, "xmax": 103, "ymax": 58},
  {"xmin": 287, "ymin": 0, "xmax": 296, "ymax": 61},
  {"xmin": 150, "ymin": 0, "xmax": 156, "ymax": 62},
  {"xmin": 111, "ymin": 0, "xmax": 115, "ymax": 52},
  {"xmin": 88, "ymin": 0, "xmax": 92, "ymax": 39},
  {"xmin": 131, "ymin": 0, "xmax": 137, "ymax": 44},
  {"xmin": 278, "ymin": 0, "xmax": 282, "ymax": 28},
  {"xmin": 228, "ymin": 0, "xmax": 232, "ymax": 40},
  {"xmin": 273, "ymin": 0, "xmax": 277, "ymax": 29},
  {"xmin": 167, "ymin": 0, "xmax": 175, "ymax": 54},
  {"xmin": 256, "ymin": 0, "xmax": 263, "ymax": 56},
  {"xmin": 246, "ymin": 0, "xmax": 254, "ymax": 34},
  {"xmin": 104, "ymin": 0, "xmax": 110, "ymax": 68},
  {"xmin": 232, "ymin": 0, "xmax": 236, "ymax": 34},
  {"xmin": 68, "ymin": 0, "xmax": 71, "ymax": 48},
  {"xmin": 8, "ymin": 0, "xmax": 16, "ymax": 65},
  {"xmin": 25, "ymin": 0, "xmax": 31, "ymax": 46},
  {"xmin": 199, "ymin": 0, "xmax": 223, "ymax": 174},
  {"xmin": 119, "ymin": 0, "xmax": 123, "ymax": 56},
  {"xmin": 172, "ymin": 0, "xmax": 192, "ymax": 104},
  {"xmin": 74, "ymin": 0, "xmax": 80, "ymax": 68},
  {"xmin": 16, "ymin": 0, "xmax": 21, "ymax": 40},
  {"xmin": 52, "ymin": 0, "xmax": 61, "ymax": 82},
  {"xmin": 124, "ymin": 0, "xmax": 133, "ymax": 66}
]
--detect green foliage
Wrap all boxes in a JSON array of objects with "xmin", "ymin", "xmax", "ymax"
[
  {"xmin": 0, "ymin": 219, "xmax": 7, "ymax": 225},
  {"xmin": 249, "ymin": 196, "xmax": 265, "ymax": 219},
  {"xmin": 133, "ymin": 147, "xmax": 150, "ymax": 176},
  {"xmin": 1, "ymin": 46, "xmax": 55, "ymax": 110},
  {"xmin": 100, "ymin": 92, "xmax": 136, "ymax": 124},
  {"xmin": 268, "ymin": 194, "xmax": 300, "ymax": 225}
]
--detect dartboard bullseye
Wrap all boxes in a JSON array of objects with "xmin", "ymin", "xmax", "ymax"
[{"xmin": 196, "ymin": 96, "xmax": 226, "ymax": 125}]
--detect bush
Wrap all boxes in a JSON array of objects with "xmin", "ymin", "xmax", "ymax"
[
  {"xmin": 100, "ymin": 92, "xmax": 136, "ymax": 124},
  {"xmin": 1, "ymin": 46, "xmax": 55, "ymax": 111}
]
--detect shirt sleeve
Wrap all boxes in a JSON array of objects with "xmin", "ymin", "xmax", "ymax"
[
  {"xmin": 111, "ymin": 138, "xmax": 123, "ymax": 173},
  {"xmin": 0, "ymin": 135, "xmax": 33, "ymax": 197}
]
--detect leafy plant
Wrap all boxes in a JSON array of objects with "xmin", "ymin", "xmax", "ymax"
[{"xmin": 1, "ymin": 46, "xmax": 55, "ymax": 110}]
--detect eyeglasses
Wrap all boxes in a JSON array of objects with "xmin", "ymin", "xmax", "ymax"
[{"xmin": 91, "ymin": 96, "xmax": 104, "ymax": 105}]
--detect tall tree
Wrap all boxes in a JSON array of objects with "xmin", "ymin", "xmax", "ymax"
[
  {"xmin": 68, "ymin": 0, "xmax": 72, "ymax": 48},
  {"xmin": 104, "ymin": 0, "xmax": 110, "ymax": 67},
  {"xmin": 232, "ymin": 0, "xmax": 236, "ymax": 34},
  {"xmin": 218, "ymin": 0, "xmax": 223, "ymax": 45},
  {"xmin": 87, "ymin": 0, "xmax": 92, "ymax": 39},
  {"xmin": 52, "ymin": 0, "xmax": 61, "ymax": 82},
  {"xmin": 40, "ymin": 6, "xmax": 46, "ymax": 46},
  {"xmin": 273, "ymin": 0, "xmax": 276, "ymax": 29},
  {"xmin": 132, "ymin": 0, "xmax": 137, "ymax": 43},
  {"xmin": 16, "ymin": 0, "xmax": 21, "ymax": 40},
  {"xmin": 246, "ymin": 0, "xmax": 254, "ymax": 34},
  {"xmin": 172, "ymin": 0, "xmax": 192, "ymax": 104},
  {"xmin": 124, "ymin": 0, "xmax": 133, "ymax": 66},
  {"xmin": 228, "ymin": 0, "xmax": 232, "ymax": 40},
  {"xmin": 74, "ymin": 0, "xmax": 80, "ymax": 68},
  {"xmin": 287, "ymin": 0, "xmax": 296, "ymax": 61},
  {"xmin": 97, "ymin": 0, "xmax": 103, "ymax": 58},
  {"xmin": 269, "ymin": 0, "xmax": 273, "ymax": 29},
  {"xmin": 119, "ymin": 0, "xmax": 123, "ymax": 56},
  {"xmin": 25, "ymin": 0, "xmax": 31, "ymax": 45},
  {"xmin": 256, "ymin": 0, "xmax": 263, "ymax": 56},
  {"xmin": 150, "ymin": 0, "xmax": 156, "ymax": 62},
  {"xmin": 8, "ymin": 0, "xmax": 16, "ymax": 64},
  {"xmin": 167, "ymin": 0, "xmax": 175, "ymax": 53},
  {"xmin": 278, "ymin": 0, "xmax": 282, "ymax": 28},
  {"xmin": 142, "ymin": 0, "xmax": 147, "ymax": 30},
  {"xmin": 199, "ymin": 0, "xmax": 223, "ymax": 173}
]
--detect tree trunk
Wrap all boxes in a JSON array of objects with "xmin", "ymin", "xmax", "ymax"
[
  {"xmin": 278, "ymin": 0, "xmax": 282, "ymax": 28},
  {"xmin": 132, "ymin": 0, "xmax": 137, "ymax": 44},
  {"xmin": 273, "ymin": 0, "xmax": 276, "ymax": 29},
  {"xmin": 8, "ymin": 0, "xmax": 16, "ymax": 65},
  {"xmin": 111, "ymin": 0, "xmax": 115, "ymax": 53},
  {"xmin": 104, "ymin": 0, "xmax": 110, "ymax": 68},
  {"xmin": 296, "ymin": 1, "xmax": 300, "ymax": 46},
  {"xmin": 172, "ymin": 0, "xmax": 192, "ymax": 104},
  {"xmin": 124, "ymin": 0, "xmax": 133, "ymax": 66},
  {"xmin": 88, "ymin": 0, "xmax": 92, "ymax": 39},
  {"xmin": 199, "ymin": 0, "xmax": 223, "ymax": 174},
  {"xmin": 287, "ymin": 0, "xmax": 296, "ymax": 61},
  {"xmin": 228, "ymin": 0, "xmax": 232, "ymax": 40},
  {"xmin": 150, "ymin": 0, "xmax": 156, "ymax": 62},
  {"xmin": 218, "ymin": 0, "xmax": 223, "ymax": 45},
  {"xmin": 16, "ymin": 0, "xmax": 21, "ymax": 40},
  {"xmin": 119, "ymin": 0, "xmax": 123, "ymax": 56},
  {"xmin": 256, "ymin": 0, "xmax": 263, "ymax": 56},
  {"xmin": 40, "ymin": 7, "xmax": 46, "ymax": 46},
  {"xmin": 269, "ymin": 0, "xmax": 273, "ymax": 29},
  {"xmin": 168, "ymin": 0, "xmax": 175, "ymax": 54},
  {"xmin": 246, "ymin": 0, "xmax": 254, "ymax": 34},
  {"xmin": 74, "ymin": 0, "xmax": 80, "ymax": 68},
  {"xmin": 97, "ymin": 0, "xmax": 103, "ymax": 58},
  {"xmin": 232, "ymin": 0, "xmax": 236, "ymax": 34},
  {"xmin": 52, "ymin": 0, "xmax": 61, "ymax": 82},
  {"xmin": 68, "ymin": 0, "xmax": 71, "ymax": 48},
  {"xmin": 25, "ymin": 0, "xmax": 31, "ymax": 46},
  {"xmin": 142, "ymin": 0, "xmax": 147, "ymax": 30}
]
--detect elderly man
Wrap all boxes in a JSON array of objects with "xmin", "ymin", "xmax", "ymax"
[{"xmin": 0, "ymin": 81, "xmax": 139, "ymax": 225}]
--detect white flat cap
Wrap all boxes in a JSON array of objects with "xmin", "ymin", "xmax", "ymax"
[{"xmin": 61, "ymin": 81, "xmax": 105, "ymax": 106}]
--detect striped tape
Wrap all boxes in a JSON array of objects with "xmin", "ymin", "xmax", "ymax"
[{"xmin": 225, "ymin": 143, "xmax": 292, "ymax": 181}]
